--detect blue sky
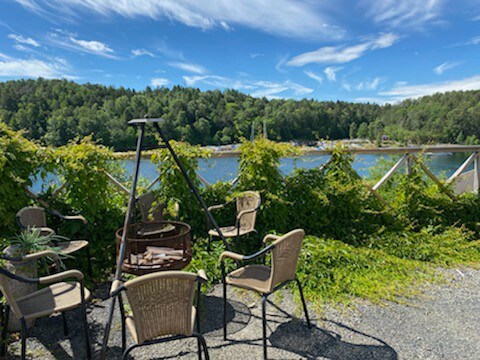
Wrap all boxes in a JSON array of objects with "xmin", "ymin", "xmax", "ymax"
[{"xmin": 0, "ymin": 0, "xmax": 479, "ymax": 103}]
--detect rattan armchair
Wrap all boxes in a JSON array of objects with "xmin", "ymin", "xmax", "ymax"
[
  {"xmin": 220, "ymin": 229, "xmax": 311, "ymax": 360},
  {"xmin": 0, "ymin": 250, "xmax": 92, "ymax": 359},
  {"xmin": 16, "ymin": 206, "xmax": 92, "ymax": 276},
  {"xmin": 110, "ymin": 270, "xmax": 210, "ymax": 359},
  {"xmin": 207, "ymin": 191, "xmax": 261, "ymax": 248}
]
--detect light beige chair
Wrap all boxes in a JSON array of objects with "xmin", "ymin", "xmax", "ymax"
[
  {"xmin": 16, "ymin": 206, "xmax": 92, "ymax": 275},
  {"xmin": 220, "ymin": 229, "xmax": 311, "ymax": 360},
  {"xmin": 110, "ymin": 270, "xmax": 210, "ymax": 359},
  {"xmin": 207, "ymin": 191, "xmax": 261, "ymax": 248},
  {"xmin": 0, "ymin": 250, "xmax": 91, "ymax": 359}
]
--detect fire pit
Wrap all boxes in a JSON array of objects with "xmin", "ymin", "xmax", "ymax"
[{"xmin": 116, "ymin": 220, "xmax": 191, "ymax": 275}]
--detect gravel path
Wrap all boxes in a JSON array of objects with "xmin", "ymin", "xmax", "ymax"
[{"xmin": 5, "ymin": 267, "xmax": 480, "ymax": 359}]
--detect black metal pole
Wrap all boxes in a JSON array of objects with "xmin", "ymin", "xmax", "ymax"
[
  {"xmin": 153, "ymin": 122, "xmax": 233, "ymax": 252},
  {"xmin": 100, "ymin": 122, "xmax": 145, "ymax": 360}
]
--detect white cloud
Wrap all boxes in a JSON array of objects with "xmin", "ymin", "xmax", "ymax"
[
  {"xmin": 304, "ymin": 71, "xmax": 323, "ymax": 84},
  {"xmin": 151, "ymin": 77, "xmax": 169, "ymax": 87},
  {"xmin": 324, "ymin": 66, "xmax": 343, "ymax": 82},
  {"xmin": 275, "ymin": 55, "xmax": 289, "ymax": 73},
  {"xmin": 47, "ymin": 30, "xmax": 117, "ymax": 58},
  {"xmin": 362, "ymin": 0, "xmax": 445, "ymax": 29},
  {"xmin": 379, "ymin": 75, "xmax": 480, "ymax": 100},
  {"xmin": 287, "ymin": 33, "xmax": 399, "ymax": 67},
  {"xmin": 132, "ymin": 48, "xmax": 155, "ymax": 57},
  {"xmin": 249, "ymin": 53, "xmax": 264, "ymax": 59},
  {"xmin": 183, "ymin": 74, "xmax": 312, "ymax": 99},
  {"xmin": 169, "ymin": 61, "xmax": 206, "ymax": 74},
  {"xmin": 0, "ymin": 52, "xmax": 74, "ymax": 78},
  {"xmin": 15, "ymin": 0, "xmax": 344, "ymax": 40},
  {"xmin": 8, "ymin": 33, "xmax": 40, "ymax": 47},
  {"xmin": 433, "ymin": 61, "xmax": 460, "ymax": 75},
  {"xmin": 356, "ymin": 77, "xmax": 381, "ymax": 90},
  {"xmin": 465, "ymin": 36, "xmax": 480, "ymax": 45}
]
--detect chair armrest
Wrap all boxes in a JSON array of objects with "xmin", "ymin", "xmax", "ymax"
[
  {"xmin": 51, "ymin": 211, "xmax": 88, "ymax": 225},
  {"xmin": 110, "ymin": 279, "xmax": 125, "ymax": 297},
  {"xmin": 197, "ymin": 269, "xmax": 208, "ymax": 283},
  {"xmin": 263, "ymin": 234, "xmax": 281, "ymax": 244},
  {"xmin": 38, "ymin": 269, "xmax": 84, "ymax": 285},
  {"xmin": 22, "ymin": 249, "xmax": 60, "ymax": 263},
  {"xmin": 38, "ymin": 227, "xmax": 56, "ymax": 235},
  {"xmin": 236, "ymin": 208, "xmax": 257, "ymax": 221},
  {"xmin": 220, "ymin": 251, "xmax": 245, "ymax": 262},
  {"xmin": 207, "ymin": 204, "xmax": 225, "ymax": 212}
]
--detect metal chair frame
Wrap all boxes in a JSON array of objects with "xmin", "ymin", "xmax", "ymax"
[
  {"xmin": 0, "ymin": 253, "xmax": 91, "ymax": 360},
  {"xmin": 16, "ymin": 206, "xmax": 93, "ymax": 276},
  {"xmin": 220, "ymin": 236, "xmax": 311, "ymax": 360}
]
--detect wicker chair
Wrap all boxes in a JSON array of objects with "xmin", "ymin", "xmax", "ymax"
[
  {"xmin": 207, "ymin": 191, "xmax": 261, "ymax": 247},
  {"xmin": 110, "ymin": 270, "xmax": 210, "ymax": 359},
  {"xmin": 220, "ymin": 229, "xmax": 311, "ymax": 360},
  {"xmin": 0, "ymin": 250, "xmax": 91, "ymax": 359},
  {"xmin": 136, "ymin": 192, "xmax": 180, "ymax": 237},
  {"xmin": 16, "ymin": 206, "xmax": 92, "ymax": 276}
]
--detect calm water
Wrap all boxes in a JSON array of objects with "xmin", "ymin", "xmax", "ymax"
[{"xmin": 31, "ymin": 152, "xmax": 471, "ymax": 193}]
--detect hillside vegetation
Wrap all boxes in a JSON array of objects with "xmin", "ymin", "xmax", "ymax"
[{"xmin": 1, "ymin": 78, "xmax": 479, "ymax": 150}]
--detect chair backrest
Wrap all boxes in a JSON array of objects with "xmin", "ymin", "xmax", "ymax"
[
  {"xmin": 269, "ymin": 229, "xmax": 305, "ymax": 291},
  {"xmin": 124, "ymin": 271, "xmax": 197, "ymax": 344},
  {"xmin": 137, "ymin": 192, "xmax": 164, "ymax": 223},
  {"xmin": 236, "ymin": 191, "xmax": 261, "ymax": 231},
  {"xmin": 16, "ymin": 206, "xmax": 47, "ymax": 228}
]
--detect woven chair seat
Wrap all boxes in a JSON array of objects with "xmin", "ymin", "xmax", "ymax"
[
  {"xmin": 16, "ymin": 282, "xmax": 91, "ymax": 320},
  {"xmin": 55, "ymin": 240, "xmax": 89, "ymax": 255},
  {"xmin": 226, "ymin": 265, "xmax": 271, "ymax": 293},
  {"xmin": 208, "ymin": 226, "xmax": 254, "ymax": 238},
  {"xmin": 126, "ymin": 306, "xmax": 196, "ymax": 345}
]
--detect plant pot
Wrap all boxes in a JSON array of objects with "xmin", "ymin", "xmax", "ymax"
[{"xmin": 3, "ymin": 246, "xmax": 37, "ymax": 332}]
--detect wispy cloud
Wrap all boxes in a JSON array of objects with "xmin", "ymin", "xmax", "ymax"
[
  {"xmin": 287, "ymin": 33, "xmax": 399, "ymax": 67},
  {"xmin": 324, "ymin": 66, "xmax": 343, "ymax": 82},
  {"xmin": 379, "ymin": 75, "xmax": 480, "ymax": 100},
  {"xmin": 8, "ymin": 33, "xmax": 40, "ymax": 47},
  {"xmin": 275, "ymin": 55, "xmax": 289, "ymax": 73},
  {"xmin": 0, "ymin": 52, "xmax": 75, "ymax": 78},
  {"xmin": 151, "ymin": 77, "xmax": 169, "ymax": 87},
  {"xmin": 451, "ymin": 36, "xmax": 480, "ymax": 47},
  {"xmin": 433, "ymin": 61, "xmax": 460, "ymax": 75},
  {"xmin": 250, "ymin": 53, "xmax": 264, "ymax": 59},
  {"xmin": 47, "ymin": 30, "xmax": 117, "ymax": 58},
  {"xmin": 362, "ymin": 0, "xmax": 445, "ymax": 29},
  {"xmin": 14, "ymin": 0, "xmax": 344, "ymax": 40},
  {"xmin": 356, "ymin": 77, "xmax": 381, "ymax": 90},
  {"xmin": 183, "ymin": 74, "xmax": 313, "ymax": 99},
  {"xmin": 169, "ymin": 61, "xmax": 206, "ymax": 74},
  {"xmin": 304, "ymin": 71, "xmax": 323, "ymax": 84},
  {"xmin": 132, "ymin": 48, "xmax": 154, "ymax": 57}
]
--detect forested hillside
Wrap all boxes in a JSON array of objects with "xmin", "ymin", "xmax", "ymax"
[{"xmin": 0, "ymin": 78, "xmax": 479, "ymax": 150}]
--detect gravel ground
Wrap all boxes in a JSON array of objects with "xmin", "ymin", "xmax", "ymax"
[{"xmin": 4, "ymin": 267, "xmax": 480, "ymax": 359}]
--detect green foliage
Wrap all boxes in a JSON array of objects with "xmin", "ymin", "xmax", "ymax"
[
  {"xmin": 10, "ymin": 228, "xmax": 67, "ymax": 256},
  {"xmin": 0, "ymin": 123, "xmax": 48, "ymax": 233}
]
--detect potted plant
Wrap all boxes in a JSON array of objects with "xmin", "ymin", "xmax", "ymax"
[{"xmin": 3, "ymin": 228, "xmax": 67, "ymax": 331}]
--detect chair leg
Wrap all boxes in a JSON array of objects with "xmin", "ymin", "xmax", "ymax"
[
  {"xmin": 207, "ymin": 235, "xmax": 212, "ymax": 251},
  {"xmin": 198, "ymin": 334, "xmax": 210, "ymax": 360},
  {"xmin": 262, "ymin": 295, "xmax": 268, "ymax": 360},
  {"xmin": 122, "ymin": 344, "xmax": 138, "ymax": 360},
  {"xmin": 296, "ymin": 278, "xmax": 311, "ymax": 328},
  {"xmin": 118, "ymin": 294, "xmax": 127, "ymax": 353},
  {"xmin": 222, "ymin": 267, "xmax": 227, "ymax": 340},
  {"xmin": 1, "ymin": 305, "xmax": 10, "ymax": 356},
  {"xmin": 62, "ymin": 312, "xmax": 68, "ymax": 336},
  {"xmin": 86, "ymin": 244, "xmax": 93, "ymax": 277},
  {"xmin": 20, "ymin": 318, "xmax": 27, "ymax": 360},
  {"xmin": 80, "ymin": 286, "xmax": 92, "ymax": 360}
]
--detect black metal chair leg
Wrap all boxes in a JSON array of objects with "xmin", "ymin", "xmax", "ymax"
[
  {"xmin": 62, "ymin": 312, "xmax": 68, "ymax": 336},
  {"xmin": 262, "ymin": 295, "xmax": 268, "ymax": 360},
  {"xmin": 86, "ymin": 245, "xmax": 93, "ymax": 277},
  {"xmin": 1, "ymin": 305, "xmax": 10, "ymax": 356},
  {"xmin": 80, "ymin": 286, "xmax": 92, "ymax": 360},
  {"xmin": 118, "ymin": 294, "xmax": 127, "ymax": 352},
  {"xmin": 122, "ymin": 344, "xmax": 138, "ymax": 360},
  {"xmin": 222, "ymin": 265, "xmax": 227, "ymax": 340},
  {"xmin": 296, "ymin": 278, "xmax": 311, "ymax": 328},
  {"xmin": 20, "ymin": 318, "xmax": 27, "ymax": 360},
  {"xmin": 198, "ymin": 334, "xmax": 210, "ymax": 360}
]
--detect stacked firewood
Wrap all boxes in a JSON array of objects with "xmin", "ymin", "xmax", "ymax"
[{"xmin": 129, "ymin": 246, "xmax": 184, "ymax": 265}]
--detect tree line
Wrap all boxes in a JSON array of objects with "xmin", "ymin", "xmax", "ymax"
[{"xmin": 0, "ymin": 78, "xmax": 479, "ymax": 150}]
